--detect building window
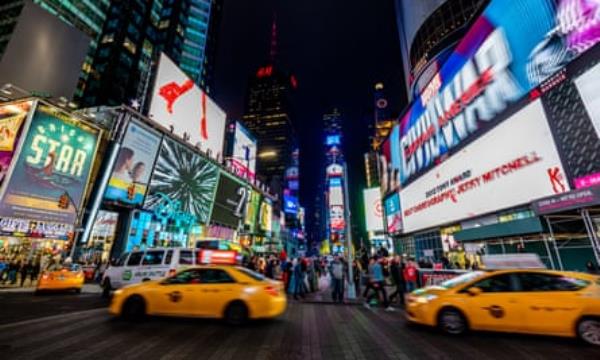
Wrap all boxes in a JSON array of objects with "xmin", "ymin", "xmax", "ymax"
[{"xmin": 123, "ymin": 37, "xmax": 137, "ymax": 54}]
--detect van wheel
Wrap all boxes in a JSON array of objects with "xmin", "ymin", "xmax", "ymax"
[
  {"xmin": 101, "ymin": 278, "xmax": 111, "ymax": 298},
  {"xmin": 224, "ymin": 301, "xmax": 248, "ymax": 326},
  {"xmin": 577, "ymin": 317, "xmax": 600, "ymax": 346},
  {"xmin": 437, "ymin": 307, "xmax": 468, "ymax": 335},
  {"xmin": 122, "ymin": 296, "xmax": 146, "ymax": 321},
  {"xmin": 142, "ymin": 278, "xmax": 151, "ymax": 282}
]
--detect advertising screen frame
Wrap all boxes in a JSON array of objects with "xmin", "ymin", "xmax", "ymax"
[{"xmin": 209, "ymin": 171, "xmax": 249, "ymax": 228}]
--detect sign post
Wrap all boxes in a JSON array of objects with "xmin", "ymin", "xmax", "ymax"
[{"xmin": 343, "ymin": 162, "xmax": 356, "ymax": 300}]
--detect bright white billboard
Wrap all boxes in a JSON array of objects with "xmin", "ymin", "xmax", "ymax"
[
  {"xmin": 400, "ymin": 100, "xmax": 569, "ymax": 233},
  {"xmin": 575, "ymin": 62, "xmax": 600, "ymax": 139},
  {"xmin": 363, "ymin": 188, "xmax": 384, "ymax": 232},
  {"xmin": 232, "ymin": 121, "xmax": 257, "ymax": 180},
  {"xmin": 149, "ymin": 53, "xmax": 226, "ymax": 157},
  {"xmin": 328, "ymin": 178, "xmax": 344, "ymax": 206}
]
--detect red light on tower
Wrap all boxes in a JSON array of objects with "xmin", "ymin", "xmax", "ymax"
[{"xmin": 290, "ymin": 75, "xmax": 297, "ymax": 89}]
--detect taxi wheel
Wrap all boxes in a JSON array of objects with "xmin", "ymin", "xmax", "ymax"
[
  {"xmin": 224, "ymin": 301, "xmax": 248, "ymax": 326},
  {"xmin": 438, "ymin": 308, "xmax": 468, "ymax": 335},
  {"xmin": 122, "ymin": 296, "xmax": 146, "ymax": 321},
  {"xmin": 577, "ymin": 317, "xmax": 600, "ymax": 346},
  {"xmin": 74, "ymin": 288, "xmax": 82, "ymax": 294}
]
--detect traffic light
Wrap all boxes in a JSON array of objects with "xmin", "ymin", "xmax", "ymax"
[
  {"xmin": 127, "ymin": 184, "xmax": 136, "ymax": 200},
  {"xmin": 58, "ymin": 193, "xmax": 69, "ymax": 209}
]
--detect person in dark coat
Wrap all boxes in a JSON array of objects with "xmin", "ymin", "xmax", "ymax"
[{"xmin": 388, "ymin": 255, "xmax": 406, "ymax": 306}]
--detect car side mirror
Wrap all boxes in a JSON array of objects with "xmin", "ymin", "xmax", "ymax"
[{"xmin": 466, "ymin": 287, "xmax": 482, "ymax": 296}]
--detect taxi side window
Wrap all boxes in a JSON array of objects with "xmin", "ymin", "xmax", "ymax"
[
  {"xmin": 164, "ymin": 250, "xmax": 173, "ymax": 265},
  {"xmin": 127, "ymin": 252, "xmax": 143, "ymax": 266},
  {"xmin": 179, "ymin": 250, "xmax": 193, "ymax": 265},
  {"xmin": 199, "ymin": 269, "xmax": 235, "ymax": 284},
  {"xmin": 470, "ymin": 274, "xmax": 514, "ymax": 293},
  {"xmin": 142, "ymin": 251, "xmax": 165, "ymax": 265},
  {"xmin": 516, "ymin": 273, "xmax": 590, "ymax": 292},
  {"xmin": 164, "ymin": 269, "xmax": 202, "ymax": 284}
]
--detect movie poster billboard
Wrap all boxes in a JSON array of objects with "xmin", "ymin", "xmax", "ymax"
[
  {"xmin": 384, "ymin": 0, "xmax": 600, "ymax": 190},
  {"xmin": 104, "ymin": 121, "xmax": 162, "ymax": 205},
  {"xmin": 0, "ymin": 101, "xmax": 32, "ymax": 191},
  {"xmin": 149, "ymin": 53, "xmax": 226, "ymax": 157},
  {"xmin": 0, "ymin": 103, "xmax": 100, "ymax": 226},
  {"xmin": 329, "ymin": 205, "xmax": 345, "ymax": 231},
  {"xmin": 244, "ymin": 190, "xmax": 260, "ymax": 232},
  {"xmin": 145, "ymin": 137, "xmax": 219, "ymax": 224},
  {"xmin": 210, "ymin": 172, "xmax": 248, "ymax": 228}
]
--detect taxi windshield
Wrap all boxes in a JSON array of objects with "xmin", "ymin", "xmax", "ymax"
[{"xmin": 439, "ymin": 271, "xmax": 485, "ymax": 289}]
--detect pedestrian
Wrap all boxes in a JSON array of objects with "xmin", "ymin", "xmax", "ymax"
[
  {"xmin": 20, "ymin": 260, "xmax": 32, "ymax": 287},
  {"xmin": 389, "ymin": 255, "xmax": 406, "ymax": 307},
  {"xmin": 265, "ymin": 256, "xmax": 275, "ymax": 279},
  {"xmin": 364, "ymin": 257, "xmax": 394, "ymax": 311},
  {"xmin": 30, "ymin": 259, "xmax": 41, "ymax": 284},
  {"xmin": 586, "ymin": 260, "xmax": 598, "ymax": 274},
  {"xmin": 352, "ymin": 260, "xmax": 361, "ymax": 296},
  {"xmin": 330, "ymin": 256, "xmax": 344, "ymax": 303},
  {"xmin": 404, "ymin": 260, "xmax": 418, "ymax": 293}
]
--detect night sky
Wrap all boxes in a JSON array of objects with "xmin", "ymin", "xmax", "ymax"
[{"xmin": 213, "ymin": 0, "xmax": 406, "ymax": 241}]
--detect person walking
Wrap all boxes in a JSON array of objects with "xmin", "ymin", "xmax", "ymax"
[
  {"xmin": 388, "ymin": 255, "xmax": 406, "ymax": 307},
  {"xmin": 364, "ymin": 257, "xmax": 394, "ymax": 311},
  {"xmin": 352, "ymin": 260, "xmax": 361, "ymax": 296},
  {"xmin": 330, "ymin": 256, "xmax": 345, "ymax": 303},
  {"xmin": 8, "ymin": 259, "xmax": 19, "ymax": 285},
  {"xmin": 404, "ymin": 260, "xmax": 418, "ymax": 293},
  {"xmin": 19, "ymin": 260, "xmax": 31, "ymax": 287}
]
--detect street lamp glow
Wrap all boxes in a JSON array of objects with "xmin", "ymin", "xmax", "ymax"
[{"xmin": 258, "ymin": 150, "xmax": 277, "ymax": 159}]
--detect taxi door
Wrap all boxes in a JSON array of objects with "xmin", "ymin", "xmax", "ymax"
[
  {"xmin": 514, "ymin": 272, "xmax": 585, "ymax": 335},
  {"xmin": 461, "ymin": 273, "xmax": 525, "ymax": 332},
  {"xmin": 196, "ymin": 268, "xmax": 238, "ymax": 316},
  {"xmin": 150, "ymin": 269, "xmax": 205, "ymax": 316}
]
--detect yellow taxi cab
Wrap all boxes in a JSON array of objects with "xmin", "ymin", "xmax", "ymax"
[
  {"xmin": 406, "ymin": 269, "xmax": 600, "ymax": 345},
  {"xmin": 109, "ymin": 265, "xmax": 287, "ymax": 324},
  {"xmin": 36, "ymin": 263, "xmax": 85, "ymax": 294}
]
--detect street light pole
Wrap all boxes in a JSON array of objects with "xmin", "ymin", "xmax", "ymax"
[{"xmin": 343, "ymin": 162, "xmax": 356, "ymax": 299}]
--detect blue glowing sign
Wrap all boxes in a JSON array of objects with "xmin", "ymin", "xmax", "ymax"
[{"xmin": 326, "ymin": 135, "xmax": 341, "ymax": 146}]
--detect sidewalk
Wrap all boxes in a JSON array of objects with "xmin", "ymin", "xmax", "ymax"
[{"xmin": 0, "ymin": 283, "xmax": 102, "ymax": 294}]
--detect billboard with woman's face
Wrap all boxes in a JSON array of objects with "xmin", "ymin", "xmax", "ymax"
[{"xmin": 104, "ymin": 121, "xmax": 162, "ymax": 205}]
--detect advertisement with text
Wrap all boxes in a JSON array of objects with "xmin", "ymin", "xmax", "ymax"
[{"xmin": 400, "ymin": 100, "xmax": 569, "ymax": 233}]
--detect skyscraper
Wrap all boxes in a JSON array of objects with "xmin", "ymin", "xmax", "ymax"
[
  {"xmin": 242, "ymin": 17, "xmax": 298, "ymax": 189},
  {"xmin": 0, "ymin": 0, "xmax": 222, "ymax": 107}
]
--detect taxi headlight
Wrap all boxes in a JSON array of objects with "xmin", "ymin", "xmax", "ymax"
[
  {"xmin": 113, "ymin": 289, "xmax": 123, "ymax": 296},
  {"xmin": 416, "ymin": 294, "xmax": 438, "ymax": 304}
]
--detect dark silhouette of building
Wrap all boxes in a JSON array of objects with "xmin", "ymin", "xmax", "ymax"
[{"xmin": 242, "ymin": 16, "xmax": 298, "ymax": 189}]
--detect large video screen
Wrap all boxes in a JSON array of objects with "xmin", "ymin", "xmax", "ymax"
[
  {"xmin": 363, "ymin": 187, "xmax": 384, "ymax": 232},
  {"xmin": 149, "ymin": 53, "xmax": 226, "ymax": 157},
  {"xmin": 210, "ymin": 173, "xmax": 248, "ymax": 228},
  {"xmin": 145, "ymin": 137, "xmax": 219, "ymax": 224},
  {"xmin": 400, "ymin": 100, "xmax": 569, "ymax": 233},
  {"xmin": 231, "ymin": 122, "xmax": 257, "ymax": 180},
  {"xmin": 384, "ymin": 0, "xmax": 600, "ymax": 190}
]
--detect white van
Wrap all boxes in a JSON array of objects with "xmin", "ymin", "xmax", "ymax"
[{"xmin": 101, "ymin": 248, "xmax": 200, "ymax": 296}]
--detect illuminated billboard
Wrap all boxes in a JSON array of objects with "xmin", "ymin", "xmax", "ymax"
[
  {"xmin": 383, "ymin": 0, "xmax": 600, "ymax": 189},
  {"xmin": 244, "ymin": 190, "xmax": 260, "ymax": 232},
  {"xmin": 400, "ymin": 100, "xmax": 569, "ymax": 233},
  {"xmin": 384, "ymin": 193, "xmax": 402, "ymax": 234},
  {"xmin": 0, "ymin": 101, "xmax": 31, "ymax": 190},
  {"xmin": 575, "ymin": 61, "xmax": 600, "ymax": 139},
  {"xmin": 326, "ymin": 134, "xmax": 341, "ymax": 145},
  {"xmin": 149, "ymin": 53, "xmax": 226, "ymax": 157},
  {"xmin": 259, "ymin": 197, "xmax": 273, "ymax": 233},
  {"xmin": 363, "ymin": 188, "xmax": 384, "ymax": 232},
  {"xmin": 0, "ymin": 103, "xmax": 100, "ymax": 227},
  {"xmin": 145, "ymin": 137, "xmax": 219, "ymax": 224},
  {"xmin": 328, "ymin": 178, "xmax": 344, "ymax": 207},
  {"xmin": 210, "ymin": 173, "xmax": 248, "ymax": 228},
  {"xmin": 326, "ymin": 163, "xmax": 343, "ymax": 177},
  {"xmin": 329, "ymin": 205, "xmax": 345, "ymax": 231},
  {"xmin": 284, "ymin": 194, "xmax": 299, "ymax": 214},
  {"xmin": 231, "ymin": 122, "xmax": 257, "ymax": 180},
  {"xmin": 104, "ymin": 121, "xmax": 162, "ymax": 205}
]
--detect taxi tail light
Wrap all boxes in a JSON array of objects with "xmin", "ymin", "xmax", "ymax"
[
  {"xmin": 41, "ymin": 273, "xmax": 50, "ymax": 280},
  {"xmin": 264, "ymin": 285, "xmax": 279, "ymax": 297},
  {"xmin": 168, "ymin": 269, "xmax": 177, "ymax": 277}
]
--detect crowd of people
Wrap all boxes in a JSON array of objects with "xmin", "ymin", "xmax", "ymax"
[
  {"xmin": 0, "ymin": 253, "xmax": 62, "ymax": 287},
  {"xmin": 243, "ymin": 247, "xmax": 422, "ymax": 310}
]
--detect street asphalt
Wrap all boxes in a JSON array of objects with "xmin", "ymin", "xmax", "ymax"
[{"xmin": 0, "ymin": 290, "xmax": 599, "ymax": 359}]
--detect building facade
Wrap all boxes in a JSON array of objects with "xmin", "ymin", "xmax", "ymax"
[{"xmin": 384, "ymin": 0, "xmax": 600, "ymax": 270}]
